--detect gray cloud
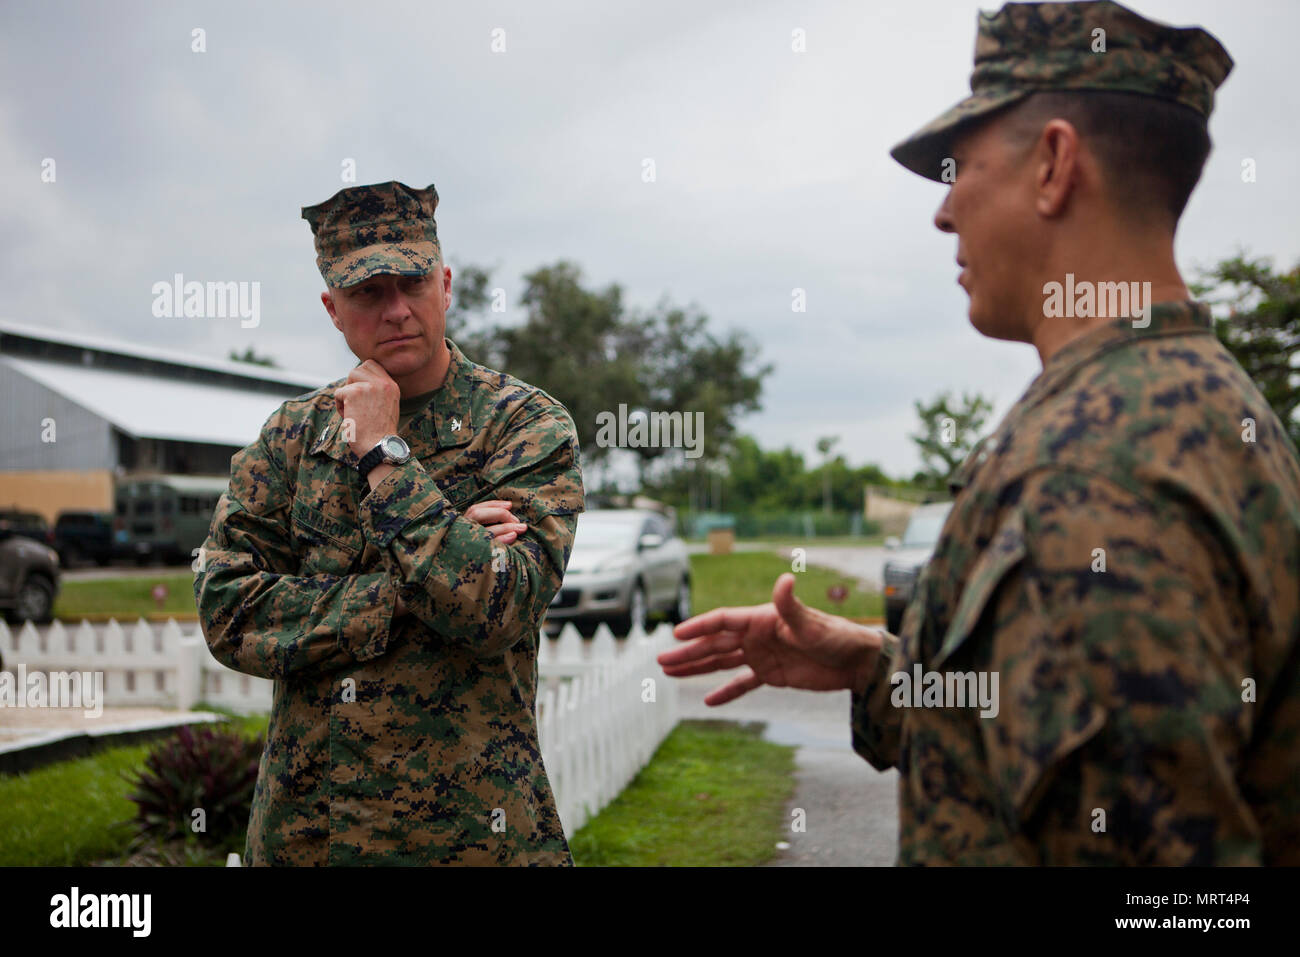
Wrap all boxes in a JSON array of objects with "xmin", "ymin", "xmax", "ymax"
[{"xmin": 2, "ymin": 0, "xmax": 1296, "ymax": 476}]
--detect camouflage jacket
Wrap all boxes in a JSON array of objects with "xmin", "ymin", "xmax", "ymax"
[
  {"xmin": 852, "ymin": 301, "xmax": 1300, "ymax": 865},
  {"xmin": 194, "ymin": 338, "xmax": 585, "ymax": 865}
]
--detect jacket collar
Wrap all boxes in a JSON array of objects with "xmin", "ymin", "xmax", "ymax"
[
  {"xmin": 1019, "ymin": 299, "xmax": 1213, "ymax": 413},
  {"xmin": 309, "ymin": 337, "xmax": 476, "ymax": 465},
  {"xmin": 948, "ymin": 301, "xmax": 1213, "ymax": 495}
]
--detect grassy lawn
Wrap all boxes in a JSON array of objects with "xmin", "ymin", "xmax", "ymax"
[
  {"xmin": 55, "ymin": 553, "xmax": 883, "ymax": 622},
  {"xmin": 0, "ymin": 741, "xmax": 155, "ymax": 866},
  {"xmin": 54, "ymin": 572, "xmax": 198, "ymax": 620},
  {"xmin": 570, "ymin": 719, "xmax": 795, "ymax": 866},
  {"xmin": 0, "ymin": 707, "xmax": 268, "ymax": 867},
  {"xmin": 3, "ymin": 713, "xmax": 790, "ymax": 867},
  {"xmin": 688, "ymin": 535, "xmax": 885, "ymax": 548},
  {"xmin": 18, "ymin": 555, "xmax": 855, "ymax": 866},
  {"xmin": 690, "ymin": 552, "xmax": 883, "ymax": 619}
]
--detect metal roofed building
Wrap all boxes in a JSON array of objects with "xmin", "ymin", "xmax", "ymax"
[{"xmin": 0, "ymin": 319, "xmax": 331, "ymax": 522}]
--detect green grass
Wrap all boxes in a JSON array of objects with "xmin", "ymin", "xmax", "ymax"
[
  {"xmin": 54, "ymin": 549, "xmax": 884, "ymax": 623},
  {"xmin": 690, "ymin": 552, "xmax": 883, "ymax": 619},
  {"xmin": 570, "ymin": 719, "xmax": 795, "ymax": 866},
  {"xmin": 0, "ymin": 714, "xmax": 266, "ymax": 866},
  {"xmin": 0, "ymin": 741, "xmax": 155, "ymax": 866},
  {"xmin": 688, "ymin": 535, "xmax": 886, "ymax": 548},
  {"xmin": 55, "ymin": 572, "xmax": 199, "ymax": 620}
]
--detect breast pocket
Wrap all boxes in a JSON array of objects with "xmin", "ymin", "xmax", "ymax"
[
  {"xmin": 291, "ymin": 498, "xmax": 363, "ymax": 575},
  {"xmin": 941, "ymin": 508, "xmax": 1108, "ymax": 825}
]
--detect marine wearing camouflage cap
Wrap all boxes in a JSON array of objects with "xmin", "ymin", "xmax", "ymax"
[
  {"xmin": 660, "ymin": 0, "xmax": 1300, "ymax": 866},
  {"xmin": 302, "ymin": 180, "xmax": 442, "ymax": 288},
  {"xmin": 196, "ymin": 175, "xmax": 588, "ymax": 865},
  {"xmin": 892, "ymin": 0, "xmax": 1234, "ymax": 181}
]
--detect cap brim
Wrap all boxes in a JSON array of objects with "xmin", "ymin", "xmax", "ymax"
[
  {"xmin": 319, "ymin": 240, "xmax": 440, "ymax": 288},
  {"xmin": 890, "ymin": 88, "xmax": 1029, "ymax": 182}
]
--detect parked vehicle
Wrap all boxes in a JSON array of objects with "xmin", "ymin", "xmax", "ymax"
[
  {"xmin": 546, "ymin": 508, "xmax": 692, "ymax": 636},
  {"xmin": 113, "ymin": 475, "xmax": 228, "ymax": 565},
  {"xmin": 0, "ymin": 508, "xmax": 54, "ymax": 548},
  {"xmin": 882, "ymin": 501, "xmax": 954, "ymax": 634},
  {"xmin": 53, "ymin": 510, "xmax": 117, "ymax": 567},
  {"xmin": 0, "ymin": 514, "xmax": 61, "ymax": 623}
]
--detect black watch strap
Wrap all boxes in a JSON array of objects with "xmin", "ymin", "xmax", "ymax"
[{"xmin": 356, "ymin": 443, "xmax": 387, "ymax": 480}]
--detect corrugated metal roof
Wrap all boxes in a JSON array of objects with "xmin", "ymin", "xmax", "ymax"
[
  {"xmin": 0, "ymin": 318, "xmax": 330, "ymax": 390},
  {"xmin": 119, "ymin": 474, "xmax": 232, "ymax": 493},
  {"xmin": 2, "ymin": 355, "xmax": 318, "ymax": 447}
]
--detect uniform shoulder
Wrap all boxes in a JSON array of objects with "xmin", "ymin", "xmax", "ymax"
[
  {"xmin": 995, "ymin": 329, "xmax": 1300, "ymax": 544},
  {"xmin": 463, "ymin": 354, "xmax": 577, "ymax": 429},
  {"xmin": 250, "ymin": 377, "xmax": 344, "ymax": 462}
]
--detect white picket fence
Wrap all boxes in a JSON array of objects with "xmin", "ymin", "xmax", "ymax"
[
  {"xmin": 0, "ymin": 616, "xmax": 679, "ymax": 838},
  {"xmin": 536, "ymin": 622, "xmax": 679, "ymax": 834}
]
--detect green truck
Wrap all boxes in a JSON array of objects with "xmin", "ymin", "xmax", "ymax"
[{"xmin": 112, "ymin": 474, "xmax": 229, "ymax": 565}]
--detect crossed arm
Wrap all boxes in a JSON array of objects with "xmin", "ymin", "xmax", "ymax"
[{"xmin": 194, "ymin": 405, "xmax": 583, "ymax": 679}]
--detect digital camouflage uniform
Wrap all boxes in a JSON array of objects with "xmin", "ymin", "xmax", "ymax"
[
  {"xmin": 194, "ymin": 182, "xmax": 585, "ymax": 865},
  {"xmin": 853, "ymin": 304, "xmax": 1300, "ymax": 864},
  {"xmin": 854, "ymin": 3, "xmax": 1300, "ymax": 864}
]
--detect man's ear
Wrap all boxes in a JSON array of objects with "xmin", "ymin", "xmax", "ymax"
[
  {"xmin": 322, "ymin": 289, "xmax": 342, "ymax": 332},
  {"xmin": 1034, "ymin": 118, "xmax": 1081, "ymax": 219},
  {"xmin": 441, "ymin": 264, "xmax": 452, "ymax": 305}
]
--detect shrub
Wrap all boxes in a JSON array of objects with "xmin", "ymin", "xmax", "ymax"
[{"xmin": 121, "ymin": 723, "xmax": 262, "ymax": 854}]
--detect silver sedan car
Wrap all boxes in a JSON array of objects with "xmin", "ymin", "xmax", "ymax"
[
  {"xmin": 882, "ymin": 501, "xmax": 954, "ymax": 634},
  {"xmin": 545, "ymin": 508, "xmax": 692, "ymax": 636}
]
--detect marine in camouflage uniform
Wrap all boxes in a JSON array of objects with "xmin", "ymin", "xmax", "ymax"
[
  {"xmin": 193, "ymin": 181, "xmax": 585, "ymax": 865},
  {"xmin": 852, "ymin": 300, "xmax": 1300, "ymax": 864},
  {"xmin": 660, "ymin": 0, "xmax": 1300, "ymax": 866},
  {"xmin": 852, "ymin": 1, "xmax": 1300, "ymax": 864}
]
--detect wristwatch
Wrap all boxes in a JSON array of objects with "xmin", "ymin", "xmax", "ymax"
[{"xmin": 357, "ymin": 434, "xmax": 411, "ymax": 480}]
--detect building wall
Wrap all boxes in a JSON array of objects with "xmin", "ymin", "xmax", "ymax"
[
  {"xmin": 0, "ymin": 469, "xmax": 115, "ymax": 522},
  {"xmin": 0, "ymin": 365, "xmax": 114, "ymax": 470}
]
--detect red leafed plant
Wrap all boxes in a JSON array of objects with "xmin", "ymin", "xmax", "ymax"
[{"xmin": 122, "ymin": 723, "xmax": 263, "ymax": 853}]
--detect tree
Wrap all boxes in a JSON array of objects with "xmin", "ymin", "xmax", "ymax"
[
  {"xmin": 1194, "ymin": 255, "xmax": 1300, "ymax": 448},
  {"xmin": 444, "ymin": 261, "xmax": 771, "ymax": 475},
  {"xmin": 815, "ymin": 436, "xmax": 839, "ymax": 515},
  {"xmin": 910, "ymin": 391, "xmax": 993, "ymax": 489},
  {"xmin": 228, "ymin": 347, "xmax": 278, "ymax": 368}
]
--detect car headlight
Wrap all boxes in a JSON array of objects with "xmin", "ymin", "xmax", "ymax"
[{"xmin": 599, "ymin": 557, "xmax": 636, "ymax": 575}]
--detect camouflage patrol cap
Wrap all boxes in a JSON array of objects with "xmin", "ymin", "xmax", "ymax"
[
  {"xmin": 891, "ymin": 0, "xmax": 1233, "ymax": 181},
  {"xmin": 301, "ymin": 181, "xmax": 441, "ymax": 288}
]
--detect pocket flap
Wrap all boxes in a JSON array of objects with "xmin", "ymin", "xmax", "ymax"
[{"xmin": 933, "ymin": 508, "xmax": 1027, "ymax": 669}]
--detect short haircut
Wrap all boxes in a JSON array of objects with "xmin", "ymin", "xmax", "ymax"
[{"xmin": 995, "ymin": 90, "xmax": 1212, "ymax": 228}]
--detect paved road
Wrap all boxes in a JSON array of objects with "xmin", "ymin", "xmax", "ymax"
[
  {"xmin": 673, "ymin": 672, "xmax": 899, "ymax": 866},
  {"xmin": 60, "ymin": 563, "xmax": 192, "ymax": 583}
]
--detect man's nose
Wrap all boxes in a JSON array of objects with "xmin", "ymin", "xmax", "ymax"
[
  {"xmin": 378, "ymin": 283, "xmax": 411, "ymax": 318},
  {"xmin": 934, "ymin": 190, "xmax": 956, "ymax": 234}
]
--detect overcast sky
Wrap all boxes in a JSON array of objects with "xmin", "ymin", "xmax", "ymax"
[{"xmin": 3, "ymin": 0, "xmax": 1297, "ymax": 478}]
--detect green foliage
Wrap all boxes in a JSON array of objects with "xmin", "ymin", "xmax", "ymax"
[
  {"xmin": 910, "ymin": 391, "xmax": 994, "ymax": 489},
  {"xmin": 1194, "ymin": 254, "xmax": 1300, "ymax": 447},
  {"xmin": 444, "ymin": 260, "xmax": 770, "ymax": 471},
  {"xmin": 121, "ymin": 723, "xmax": 263, "ymax": 854},
  {"xmin": 643, "ymin": 433, "xmax": 908, "ymax": 516},
  {"xmin": 228, "ymin": 346, "xmax": 278, "ymax": 368}
]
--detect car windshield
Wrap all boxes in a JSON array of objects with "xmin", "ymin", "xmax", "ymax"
[
  {"xmin": 574, "ymin": 517, "xmax": 641, "ymax": 549},
  {"xmin": 901, "ymin": 507, "xmax": 951, "ymax": 548}
]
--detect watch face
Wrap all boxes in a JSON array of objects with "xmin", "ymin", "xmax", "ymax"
[{"xmin": 382, "ymin": 436, "xmax": 410, "ymax": 460}]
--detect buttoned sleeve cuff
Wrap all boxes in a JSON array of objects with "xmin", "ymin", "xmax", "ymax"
[
  {"xmin": 356, "ymin": 458, "xmax": 448, "ymax": 548},
  {"xmin": 850, "ymin": 629, "xmax": 904, "ymax": 771}
]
